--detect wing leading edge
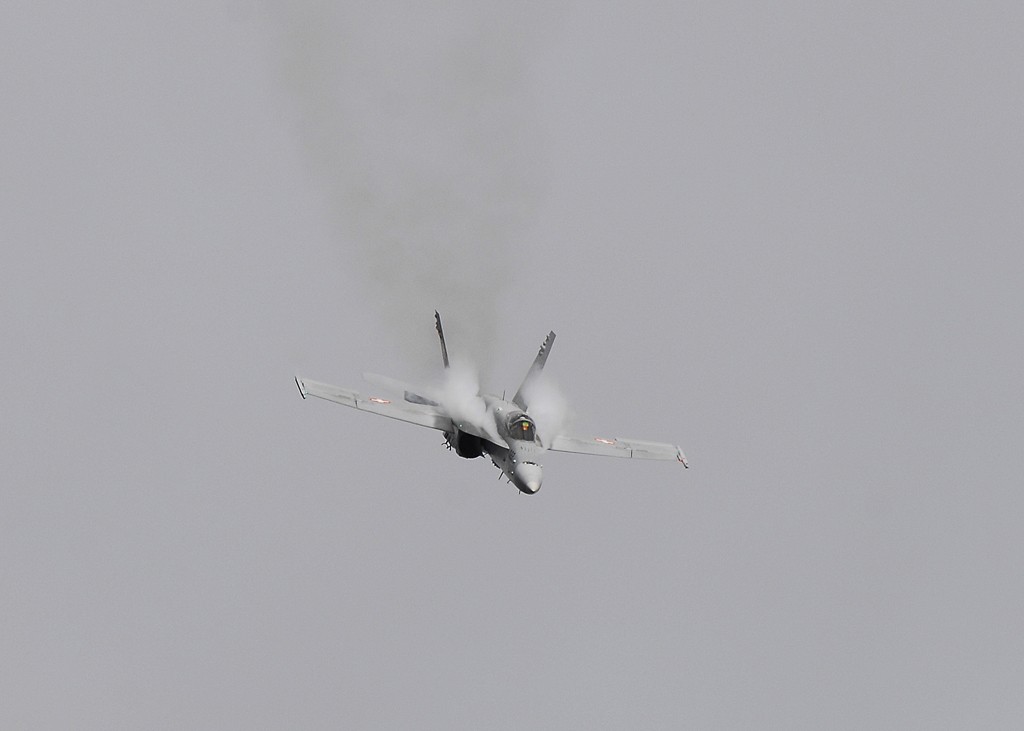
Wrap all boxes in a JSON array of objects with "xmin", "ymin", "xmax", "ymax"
[
  {"xmin": 296, "ymin": 375, "xmax": 507, "ymax": 448},
  {"xmin": 548, "ymin": 434, "xmax": 689, "ymax": 467},
  {"xmin": 295, "ymin": 376, "xmax": 453, "ymax": 432}
]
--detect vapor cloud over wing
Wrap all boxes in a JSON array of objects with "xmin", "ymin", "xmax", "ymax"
[{"xmin": 520, "ymin": 371, "xmax": 571, "ymax": 447}]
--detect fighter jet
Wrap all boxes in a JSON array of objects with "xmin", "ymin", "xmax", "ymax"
[{"xmin": 295, "ymin": 312, "xmax": 688, "ymax": 494}]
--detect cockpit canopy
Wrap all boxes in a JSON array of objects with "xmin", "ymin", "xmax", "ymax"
[{"xmin": 508, "ymin": 414, "xmax": 536, "ymax": 442}]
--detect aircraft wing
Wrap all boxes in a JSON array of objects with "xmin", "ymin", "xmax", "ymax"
[
  {"xmin": 548, "ymin": 434, "xmax": 688, "ymax": 467},
  {"xmin": 295, "ymin": 376, "xmax": 454, "ymax": 432}
]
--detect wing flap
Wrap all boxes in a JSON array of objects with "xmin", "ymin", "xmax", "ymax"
[
  {"xmin": 549, "ymin": 434, "xmax": 688, "ymax": 466},
  {"xmin": 296, "ymin": 376, "xmax": 454, "ymax": 432}
]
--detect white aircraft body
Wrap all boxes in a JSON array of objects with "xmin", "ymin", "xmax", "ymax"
[{"xmin": 295, "ymin": 313, "xmax": 687, "ymax": 494}]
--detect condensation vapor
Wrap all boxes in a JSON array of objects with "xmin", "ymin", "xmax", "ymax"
[
  {"xmin": 519, "ymin": 371, "xmax": 572, "ymax": 445},
  {"xmin": 269, "ymin": 3, "xmax": 547, "ymax": 371}
]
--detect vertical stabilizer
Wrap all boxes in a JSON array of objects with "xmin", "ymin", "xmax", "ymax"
[
  {"xmin": 513, "ymin": 331, "xmax": 556, "ymax": 409},
  {"xmin": 434, "ymin": 310, "xmax": 450, "ymax": 369}
]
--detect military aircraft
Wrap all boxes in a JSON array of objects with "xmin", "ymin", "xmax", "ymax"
[{"xmin": 295, "ymin": 312, "xmax": 687, "ymax": 494}]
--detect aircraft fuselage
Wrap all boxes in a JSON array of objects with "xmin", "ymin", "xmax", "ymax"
[{"xmin": 447, "ymin": 395, "xmax": 545, "ymax": 494}]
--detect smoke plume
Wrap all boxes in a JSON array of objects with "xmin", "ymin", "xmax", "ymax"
[{"xmin": 269, "ymin": 4, "xmax": 546, "ymax": 370}]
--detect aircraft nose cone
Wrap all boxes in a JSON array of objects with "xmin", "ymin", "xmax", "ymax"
[{"xmin": 514, "ymin": 463, "xmax": 542, "ymax": 494}]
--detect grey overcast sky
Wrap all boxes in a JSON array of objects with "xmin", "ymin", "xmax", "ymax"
[{"xmin": 3, "ymin": 2, "xmax": 1023, "ymax": 728}]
